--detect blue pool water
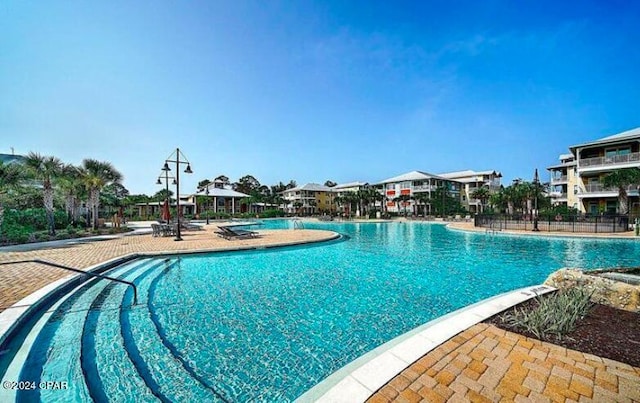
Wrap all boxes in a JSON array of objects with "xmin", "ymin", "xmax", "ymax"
[{"xmin": 5, "ymin": 221, "xmax": 640, "ymax": 401}]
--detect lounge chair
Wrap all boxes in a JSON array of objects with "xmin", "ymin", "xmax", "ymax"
[{"xmin": 217, "ymin": 226, "xmax": 259, "ymax": 240}]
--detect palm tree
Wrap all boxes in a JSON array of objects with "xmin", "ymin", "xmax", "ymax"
[
  {"xmin": 0, "ymin": 160, "xmax": 26, "ymax": 232},
  {"xmin": 470, "ymin": 186, "xmax": 491, "ymax": 214},
  {"xmin": 333, "ymin": 196, "xmax": 344, "ymax": 215},
  {"xmin": 57, "ymin": 164, "xmax": 85, "ymax": 225},
  {"xmin": 602, "ymin": 168, "xmax": 640, "ymax": 215},
  {"xmin": 80, "ymin": 159, "xmax": 123, "ymax": 230},
  {"xmin": 25, "ymin": 153, "xmax": 64, "ymax": 235},
  {"xmin": 367, "ymin": 189, "xmax": 385, "ymax": 216},
  {"xmin": 413, "ymin": 192, "xmax": 430, "ymax": 216}
]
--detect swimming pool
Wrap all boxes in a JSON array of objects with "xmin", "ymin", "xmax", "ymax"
[{"xmin": 2, "ymin": 221, "xmax": 639, "ymax": 401}]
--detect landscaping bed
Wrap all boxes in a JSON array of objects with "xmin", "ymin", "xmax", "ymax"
[
  {"xmin": 0, "ymin": 226, "xmax": 132, "ymax": 246},
  {"xmin": 486, "ymin": 292, "xmax": 640, "ymax": 368}
]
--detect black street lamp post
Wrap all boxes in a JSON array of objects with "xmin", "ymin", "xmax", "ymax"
[
  {"xmin": 205, "ymin": 187, "xmax": 210, "ymax": 225},
  {"xmin": 161, "ymin": 148, "xmax": 192, "ymax": 241},
  {"xmin": 533, "ymin": 168, "xmax": 540, "ymax": 232}
]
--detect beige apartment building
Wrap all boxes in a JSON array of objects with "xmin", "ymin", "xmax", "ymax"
[
  {"xmin": 548, "ymin": 127, "xmax": 640, "ymax": 215},
  {"xmin": 281, "ymin": 183, "xmax": 335, "ymax": 215},
  {"xmin": 438, "ymin": 170, "xmax": 502, "ymax": 213}
]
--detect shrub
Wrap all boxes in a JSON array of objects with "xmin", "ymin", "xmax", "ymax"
[
  {"xmin": 3, "ymin": 226, "xmax": 32, "ymax": 244},
  {"xmin": 259, "ymin": 209, "xmax": 285, "ymax": 218},
  {"xmin": 66, "ymin": 224, "xmax": 77, "ymax": 236},
  {"xmin": 499, "ymin": 288, "xmax": 593, "ymax": 340}
]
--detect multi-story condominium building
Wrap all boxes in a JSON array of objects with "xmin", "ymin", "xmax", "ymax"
[
  {"xmin": 331, "ymin": 182, "xmax": 369, "ymax": 215},
  {"xmin": 548, "ymin": 127, "xmax": 640, "ymax": 215},
  {"xmin": 281, "ymin": 183, "xmax": 334, "ymax": 215},
  {"xmin": 546, "ymin": 153, "xmax": 578, "ymax": 209},
  {"xmin": 375, "ymin": 170, "xmax": 462, "ymax": 215},
  {"xmin": 570, "ymin": 127, "xmax": 640, "ymax": 215},
  {"xmin": 438, "ymin": 170, "xmax": 502, "ymax": 213}
]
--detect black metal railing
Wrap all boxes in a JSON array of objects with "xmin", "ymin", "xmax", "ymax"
[
  {"xmin": 0, "ymin": 259, "xmax": 138, "ymax": 304},
  {"xmin": 475, "ymin": 214, "xmax": 631, "ymax": 233}
]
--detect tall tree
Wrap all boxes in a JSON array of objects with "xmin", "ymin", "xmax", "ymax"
[
  {"xmin": 233, "ymin": 175, "xmax": 261, "ymax": 195},
  {"xmin": 25, "ymin": 152, "xmax": 64, "ymax": 235},
  {"xmin": 152, "ymin": 189, "xmax": 174, "ymax": 202},
  {"xmin": 0, "ymin": 160, "xmax": 26, "ymax": 232},
  {"xmin": 602, "ymin": 168, "xmax": 640, "ymax": 215},
  {"xmin": 197, "ymin": 179, "xmax": 212, "ymax": 191},
  {"xmin": 470, "ymin": 186, "xmax": 491, "ymax": 214},
  {"xmin": 57, "ymin": 164, "xmax": 85, "ymax": 225},
  {"xmin": 80, "ymin": 159, "xmax": 123, "ymax": 230}
]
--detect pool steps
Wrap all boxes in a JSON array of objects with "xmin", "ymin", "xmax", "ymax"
[{"xmin": 0, "ymin": 259, "xmax": 154, "ymax": 402}]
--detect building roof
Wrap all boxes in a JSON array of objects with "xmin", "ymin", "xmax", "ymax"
[
  {"xmin": 569, "ymin": 127, "xmax": 640, "ymax": 150},
  {"xmin": 193, "ymin": 185, "xmax": 249, "ymax": 198},
  {"xmin": 285, "ymin": 183, "xmax": 333, "ymax": 192},
  {"xmin": 438, "ymin": 169, "xmax": 502, "ymax": 179},
  {"xmin": 376, "ymin": 170, "xmax": 450, "ymax": 184},
  {"xmin": 333, "ymin": 181, "xmax": 368, "ymax": 190},
  {"xmin": 0, "ymin": 154, "xmax": 26, "ymax": 165},
  {"xmin": 559, "ymin": 153, "xmax": 574, "ymax": 161}
]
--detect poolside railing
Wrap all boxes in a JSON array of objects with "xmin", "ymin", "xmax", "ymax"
[{"xmin": 474, "ymin": 214, "xmax": 631, "ymax": 233}]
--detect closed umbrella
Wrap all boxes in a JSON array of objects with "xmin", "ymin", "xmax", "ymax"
[{"xmin": 162, "ymin": 199, "xmax": 171, "ymax": 222}]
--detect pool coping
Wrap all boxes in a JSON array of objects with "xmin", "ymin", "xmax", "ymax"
[
  {"xmin": 296, "ymin": 284, "xmax": 556, "ymax": 403},
  {"xmin": 0, "ymin": 231, "xmax": 341, "ymax": 349}
]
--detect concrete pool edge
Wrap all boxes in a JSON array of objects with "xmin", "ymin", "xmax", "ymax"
[
  {"xmin": 0, "ymin": 230, "xmax": 341, "ymax": 348},
  {"xmin": 296, "ymin": 284, "xmax": 556, "ymax": 403}
]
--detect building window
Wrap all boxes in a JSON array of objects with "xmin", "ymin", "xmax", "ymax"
[
  {"xmin": 606, "ymin": 201, "xmax": 617, "ymax": 213},
  {"xmin": 605, "ymin": 147, "xmax": 631, "ymax": 158},
  {"xmin": 401, "ymin": 181, "xmax": 411, "ymax": 189},
  {"xmin": 386, "ymin": 183, "xmax": 395, "ymax": 190}
]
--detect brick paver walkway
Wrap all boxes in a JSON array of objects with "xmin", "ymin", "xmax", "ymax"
[
  {"xmin": 0, "ymin": 226, "xmax": 336, "ymax": 311},
  {"xmin": 368, "ymin": 323, "xmax": 640, "ymax": 402}
]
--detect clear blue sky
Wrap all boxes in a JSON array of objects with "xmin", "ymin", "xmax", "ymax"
[{"xmin": 2, "ymin": 1, "xmax": 639, "ymax": 195}]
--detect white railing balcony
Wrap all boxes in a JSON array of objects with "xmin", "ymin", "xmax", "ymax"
[
  {"xmin": 550, "ymin": 175, "xmax": 568, "ymax": 183},
  {"xmin": 549, "ymin": 191, "xmax": 568, "ymax": 198},
  {"xmin": 579, "ymin": 152, "xmax": 640, "ymax": 168},
  {"xmin": 412, "ymin": 185, "xmax": 435, "ymax": 192},
  {"xmin": 578, "ymin": 184, "xmax": 638, "ymax": 194}
]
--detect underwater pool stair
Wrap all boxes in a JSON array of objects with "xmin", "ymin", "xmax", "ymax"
[{"xmin": 0, "ymin": 257, "xmax": 230, "ymax": 402}]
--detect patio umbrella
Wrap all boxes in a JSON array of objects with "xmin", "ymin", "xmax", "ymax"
[{"xmin": 162, "ymin": 199, "xmax": 171, "ymax": 222}]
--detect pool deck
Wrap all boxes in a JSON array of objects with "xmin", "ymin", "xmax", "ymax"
[
  {"xmin": 1, "ymin": 220, "xmax": 639, "ymax": 402},
  {"xmin": 0, "ymin": 223, "xmax": 337, "ymax": 312}
]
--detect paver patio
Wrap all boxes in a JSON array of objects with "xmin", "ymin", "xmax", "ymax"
[
  {"xmin": 367, "ymin": 323, "xmax": 640, "ymax": 403},
  {"xmin": 0, "ymin": 225, "xmax": 336, "ymax": 311}
]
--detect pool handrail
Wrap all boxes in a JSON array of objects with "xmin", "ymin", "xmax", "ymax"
[{"xmin": 0, "ymin": 259, "xmax": 138, "ymax": 305}]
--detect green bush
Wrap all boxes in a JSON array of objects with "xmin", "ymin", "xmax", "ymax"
[
  {"xmin": 259, "ymin": 209, "xmax": 285, "ymax": 218},
  {"xmin": 3, "ymin": 208, "xmax": 69, "ymax": 231},
  {"xmin": 499, "ymin": 288, "xmax": 593, "ymax": 340},
  {"xmin": 3, "ymin": 225, "xmax": 31, "ymax": 244}
]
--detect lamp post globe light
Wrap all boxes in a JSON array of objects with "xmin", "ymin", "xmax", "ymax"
[
  {"xmin": 533, "ymin": 168, "xmax": 540, "ymax": 232},
  {"xmin": 161, "ymin": 148, "xmax": 193, "ymax": 241}
]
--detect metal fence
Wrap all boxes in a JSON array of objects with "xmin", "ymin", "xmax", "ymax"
[{"xmin": 474, "ymin": 214, "xmax": 631, "ymax": 233}]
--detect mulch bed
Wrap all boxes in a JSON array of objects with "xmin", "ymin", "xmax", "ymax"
[{"xmin": 486, "ymin": 298, "xmax": 640, "ymax": 368}]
